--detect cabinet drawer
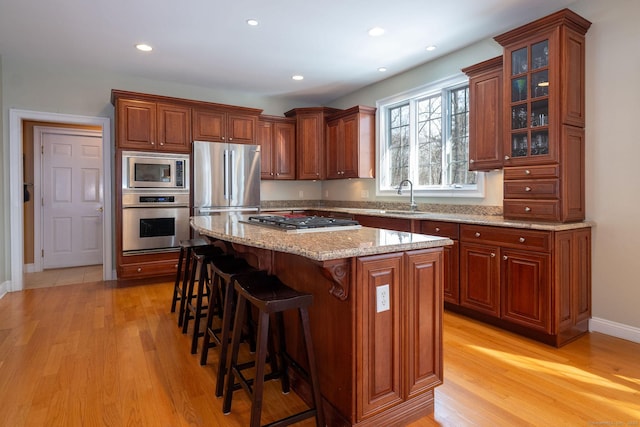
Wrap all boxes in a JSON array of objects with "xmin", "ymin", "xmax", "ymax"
[
  {"xmin": 504, "ymin": 179, "xmax": 560, "ymax": 199},
  {"xmin": 354, "ymin": 215, "xmax": 411, "ymax": 232},
  {"xmin": 503, "ymin": 200, "xmax": 561, "ymax": 222},
  {"xmin": 503, "ymin": 165, "xmax": 559, "ymax": 180},
  {"xmin": 419, "ymin": 220, "xmax": 459, "ymax": 239},
  {"xmin": 460, "ymin": 224, "xmax": 551, "ymax": 252},
  {"xmin": 119, "ymin": 260, "xmax": 179, "ymax": 279}
]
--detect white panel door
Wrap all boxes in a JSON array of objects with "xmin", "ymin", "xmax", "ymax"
[{"xmin": 42, "ymin": 129, "xmax": 103, "ymax": 268}]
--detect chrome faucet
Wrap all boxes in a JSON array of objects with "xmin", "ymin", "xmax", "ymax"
[{"xmin": 397, "ymin": 179, "xmax": 418, "ymax": 211}]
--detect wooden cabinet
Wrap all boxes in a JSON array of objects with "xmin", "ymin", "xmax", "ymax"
[
  {"xmin": 354, "ymin": 215, "xmax": 411, "ymax": 232},
  {"xmin": 257, "ymin": 115, "xmax": 296, "ymax": 180},
  {"xmin": 192, "ymin": 107, "xmax": 259, "ymax": 144},
  {"xmin": 420, "ymin": 220, "xmax": 460, "ymax": 305},
  {"xmin": 457, "ymin": 223, "xmax": 589, "ymax": 345},
  {"xmin": 356, "ymin": 249, "xmax": 443, "ymax": 420},
  {"xmin": 325, "ymin": 106, "xmax": 376, "ymax": 179},
  {"xmin": 495, "ymin": 9, "xmax": 591, "ymax": 222},
  {"xmin": 463, "ymin": 56, "xmax": 503, "ymax": 171},
  {"xmin": 115, "ymin": 98, "xmax": 191, "ymax": 153},
  {"xmin": 284, "ymin": 107, "xmax": 340, "ymax": 180}
]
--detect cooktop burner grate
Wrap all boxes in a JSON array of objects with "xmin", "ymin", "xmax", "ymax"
[{"xmin": 246, "ymin": 215, "xmax": 360, "ymax": 231}]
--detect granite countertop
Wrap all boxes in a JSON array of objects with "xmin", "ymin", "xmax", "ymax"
[
  {"xmin": 263, "ymin": 206, "xmax": 595, "ymax": 232},
  {"xmin": 191, "ymin": 214, "xmax": 453, "ymax": 262}
]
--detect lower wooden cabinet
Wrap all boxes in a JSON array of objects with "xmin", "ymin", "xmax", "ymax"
[
  {"xmin": 356, "ymin": 249, "xmax": 443, "ymax": 420},
  {"xmin": 455, "ymin": 223, "xmax": 589, "ymax": 346},
  {"xmin": 117, "ymin": 252, "xmax": 180, "ymax": 280}
]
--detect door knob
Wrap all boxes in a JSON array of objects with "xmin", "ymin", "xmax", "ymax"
[{"xmin": 96, "ymin": 207, "xmax": 104, "ymax": 212}]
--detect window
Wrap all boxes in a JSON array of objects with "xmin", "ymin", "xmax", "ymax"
[{"xmin": 377, "ymin": 74, "xmax": 483, "ymax": 198}]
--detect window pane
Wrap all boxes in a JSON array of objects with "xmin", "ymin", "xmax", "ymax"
[
  {"xmin": 417, "ymin": 95, "xmax": 442, "ymax": 186},
  {"xmin": 388, "ymin": 104, "xmax": 410, "ymax": 185},
  {"xmin": 449, "ymin": 87, "xmax": 475, "ymax": 185}
]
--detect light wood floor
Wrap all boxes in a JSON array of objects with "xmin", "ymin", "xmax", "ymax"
[
  {"xmin": 0, "ymin": 279, "xmax": 638, "ymax": 427},
  {"xmin": 23, "ymin": 265, "xmax": 103, "ymax": 289}
]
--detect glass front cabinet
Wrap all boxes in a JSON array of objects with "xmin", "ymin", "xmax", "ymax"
[{"xmin": 495, "ymin": 9, "xmax": 591, "ymax": 222}]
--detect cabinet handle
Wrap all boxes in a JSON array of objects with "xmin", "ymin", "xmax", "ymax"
[
  {"xmin": 221, "ymin": 136, "xmax": 225, "ymax": 141},
  {"xmin": 525, "ymin": 206, "xmax": 531, "ymax": 212},
  {"xmin": 470, "ymin": 159, "xmax": 475, "ymax": 164},
  {"xmin": 174, "ymin": 264, "xmax": 178, "ymax": 269},
  {"xmin": 276, "ymin": 173, "xmax": 280, "ymax": 176},
  {"xmin": 525, "ymin": 186, "xmax": 531, "ymax": 192},
  {"xmin": 435, "ymin": 227, "xmax": 441, "ymax": 232},
  {"xmin": 491, "ymin": 253, "xmax": 496, "ymax": 258},
  {"xmin": 503, "ymin": 255, "xmax": 508, "ymax": 261},
  {"xmin": 504, "ymin": 155, "xmax": 510, "ymax": 160},
  {"xmin": 475, "ymin": 232, "xmax": 481, "ymax": 238},
  {"xmin": 229, "ymin": 137, "xmax": 233, "ymax": 141},
  {"xmin": 159, "ymin": 142, "xmax": 164, "ymax": 146},
  {"xmin": 270, "ymin": 172, "xmax": 274, "ymax": 176},
  {"xmin": 137, "ymin": 267, "xmax": 142, "ymax": 273},
  {"xmin": 525, "ymin": 169, "xmax": 531, "ymax": 175},
  {"xmin": 150, "ymin": 142, "xmax": 155, "ymax": 145},
  {"xmin": 519, "ymin": 237, "xmax": 526, "ymax": 243}
]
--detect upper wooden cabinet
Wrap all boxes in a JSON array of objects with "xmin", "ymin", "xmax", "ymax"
[
  {"xmin": 495, "ymin": 9, "xmax": 591, "ymax": 222},
  {"xmin": 257, "ymin": 115, "xmax": 296, "ymax": 180},
  {"xmin": 192, "ymin": 108, "xmax": 259, "ymax": 144},
  {"xmin": 325, "ymin": 106, "xmax": 376, "ymax": 179},
  {"xmin": 463, "ymin": 56, "xmax": 503, "ymax": 171},
  {"xmin": 115, "ymin": 98, "xmax": 191, "ymax": 153},
  {"xmin": 285, "ymin": 107, "xmax": 341, "ymax": 180}
]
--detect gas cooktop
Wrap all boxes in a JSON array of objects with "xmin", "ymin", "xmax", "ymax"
[{"xmin": 244, "ymin": 215, "xmax": 361, "ymax": 233}]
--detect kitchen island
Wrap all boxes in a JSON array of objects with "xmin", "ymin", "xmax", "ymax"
[{"xmin": 191, "ymin": 214, "xmax": 453, "ymax": 427}]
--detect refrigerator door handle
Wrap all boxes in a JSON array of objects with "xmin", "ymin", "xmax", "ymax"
[
  {"xmin": 229, "ymin": 149, "xmax": 234, "ymax": 200},
  {"xmin": 223, "ymin": 149, "xmax": 229, "ymax": 200}
]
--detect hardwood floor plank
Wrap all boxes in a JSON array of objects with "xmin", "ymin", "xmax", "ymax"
[{"xmin": 0, "ymin": 280, "xmax": 639, "ymax": 426}]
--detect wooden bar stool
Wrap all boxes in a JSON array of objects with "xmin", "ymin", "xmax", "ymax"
[
  {"xmin": 222, "ymin": 274, "xmax": 324, "ymax": 427},
  {"xmin": 170, "ymin": 238, "xmax": 210, "ymax": 327},
  {"xmin": 198, "ymin": 256, "xmax": 262, "ymax": 397},
  {"xmin": 181, "ymin": 246, "xmax": 227, "ymax": 354}
]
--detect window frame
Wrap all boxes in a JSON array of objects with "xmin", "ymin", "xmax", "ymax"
[{"xmin": 375, "ymin": 74, "xmax": 485, "ymax": 199}]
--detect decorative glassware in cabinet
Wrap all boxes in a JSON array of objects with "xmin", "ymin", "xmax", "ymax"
[
  {"xmin": 511, "ymin": 47, "xmax": 528, "ymax": 75},
  {"xmin": 512, "ymin": 105, "xmax": 528, "ymax": 130},
  {"xmin": 531, "ymin": 70, "xmax": 549, "ymax": 98},
  {"xmin": 512, "ymin": 77, "xmax": 528, "ymax": 102},
  {"xmin": 531, "ymin": 40, "xmax": 549, "ymax": 70},
  {"xmin": 511, "ymin": 133, "xmax": 528, "ymax": 158},
  {"xmin": 530, "ymin": 101, "xmax": 548, "ymax": 128}
]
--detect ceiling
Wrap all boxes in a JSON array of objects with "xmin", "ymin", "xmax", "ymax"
[{"xmin": 0, "ymin": 0, "xmax": 578, "ymax": 105}]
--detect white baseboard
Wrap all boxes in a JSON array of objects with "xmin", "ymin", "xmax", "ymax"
[
  {"xmin": 0, "ymin": 281, "xmax": 9, "ymax": 299},
  {"xmin": 24, "ymin": 263, "xmax": 39, "ymax": 273},
  {"xmin": 590, "ymin": 317, "xmax": 640, "ymax": 344}
]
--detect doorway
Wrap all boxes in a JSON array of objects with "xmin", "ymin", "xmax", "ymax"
[{"xmin": 8, "ymin": 109, "xmax": 113, "ymax": 293}]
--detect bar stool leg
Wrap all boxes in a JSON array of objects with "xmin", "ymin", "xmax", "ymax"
[
  {"xmin": 222, "ymin": 293, "xmax": 247, "ymax": 415},
  {"xmin": 170, "ymin": 246, "xmax": 186, "ymax": 313},
  {"xmin": 300, "ymin": 306, "xmax": 325, "ymax": 427},
  {"xmin": 190, "ymin": 262, "xmax": 209, "ymax": 354},
  {"xmin": 182, "ymin": 254, "xmax": 199, "ymax": 334},
  {"xmin": 249, "ymin": 310, "xmax": 271, "ymax": 427},
  {"xmin": 213, "ymin": 277, "xmax": 236, "ymax": 396},
  {"xmin": 200, "ymin": 270, "xmax": 222, "ymax": 366}
]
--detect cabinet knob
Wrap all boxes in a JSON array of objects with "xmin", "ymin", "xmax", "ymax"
[
  {"xmin": 175, "ymin": 264, "xmax": 178, "ymax": 269},
  {"xmin": 150, "ymin": 142, "xmax": 155, "ymax": 145},
  {"xmin": 503, "ymin": 255, "xmax": 508, "ymax": 261},
  {"xmin": 519, "ymin": 237, "xmax": 526, "ymax": 243},
  {"xmin": 475, "ymin": 232, "xmax": 481, "ymax": 238},
  {"xmin": 470, "ymin": 159, "xmax": 475, "ymax": 164},
  {"xmin": 525, "ymin": 206, "xmax": 531, "ymax": 212},
  {"xmin": 270, "ymin": 172, "xmax": 274, "ymax": 176},
  {"xmin": 525, "ymin": 186, "xmax": 531, "ymax": 192},
  {"xmin": 137, "ymin": 267, "xmax": 142, "ymax": 273},
  {"xmin": 229, "ymin": 137, "xmax": 233, "ymax": 141},
  {"xmin": 276, "ymin": 173, "xmax": 280, "ymax": 176},
  {"xmin": 435, "ymin": 227, "xmax": 441, "ymax": 232},
  {"xmin": 504, "ymin": 155, "xmax": 510, "ymax": 160},
  {"xmin": 491, "ymin": 253, "xmax": 496, "ymax": 258},
  {"xmin": 525, "ymin": 169, "xmax": 531, "ymax": 175},
  {"xmin": 221, "ymin": 136, "xmax": 225, "ymax": 141}
]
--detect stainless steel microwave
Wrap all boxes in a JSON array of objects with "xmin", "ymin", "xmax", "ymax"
[{"xmin": 122, "ymin": 151, "xmax": 189, "ymax": 190}]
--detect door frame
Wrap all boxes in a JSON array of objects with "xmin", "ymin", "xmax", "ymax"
[
  {"xmin": 33, "ymin": 126, "xmax": 105, "ymax": 272},
  {"xmin": 9, "ymin": 109, "xmax": 113, "ymax": 292}
]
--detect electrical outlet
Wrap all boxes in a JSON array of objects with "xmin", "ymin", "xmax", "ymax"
[
  {"xmin": 376, "ymin": 284, "xmax": 390, "ymax": 313},
  {"xmin": 298, "ymin": 190, "xmax": 304, "ymax": 198}
]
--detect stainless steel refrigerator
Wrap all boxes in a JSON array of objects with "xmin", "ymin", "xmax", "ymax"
[{"xmin": 192, "ymin": 141, "xmax": 261, "ymax": 215}]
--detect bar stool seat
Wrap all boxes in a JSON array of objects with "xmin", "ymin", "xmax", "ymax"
[
  {"xmin": 171, "ymin": 238, "xmax": 210, "ymax": 327},
  {"xmin": 222, "ymin": 274, "xmax": 324, "ymax": 427}
]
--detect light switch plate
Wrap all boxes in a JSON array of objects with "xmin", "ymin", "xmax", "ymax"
[{"xmin": 376, "ymin": 284, "xmax": 390, "ymax": 313}]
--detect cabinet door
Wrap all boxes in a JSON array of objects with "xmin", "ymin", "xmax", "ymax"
[
  {"xmin": 405, "ymin": 250, "xmax": 443, "ymax": 398},
  {"xmin": 157, "ymin": 103, "xmax": 191, "ymax": 153},
  {"xmin": 325, "ymin": 119, "xmax": 341, "ymax": 179},
  {"xmin": 296, "ymin": 113, "xmax": 325, "ymax": 180},
  {"xmin": 460, "ymin": 242, "xmax": 500, "ymax": 317},
  {"xmin": 466, "ymin": 57, "xmax": 503, "ymax": 170},
  {"xmin": 341, "ymin": 114, "xmax": 360, "ymax": 178},
  {"xmin": 192, "ymin": 109, "xmax": 225, "ymax": 142},
  {"xmin": 356, "ymin": 253, "xmax": 403, "ymax": 420},
  {"xmin": 117, "ymin": 99, "xmax": 156, "ymax": 150},
  {"xmin": 257, "ymin": 120, "xmax": 273, "ymax": 179},
  {"xmin": 227, "ymin": 113, "xmax": 257, "ymax": 144},
  {"xmin": 501, "ymin": 249, "xmax": 551, "ymax": 332},
  {"xmin": 442, "ymin": 241, "xmax": 460, "ymax": 305},
  {"xmin": 273, "ymin": 121, "xmax": 296, "ymax": 179}
]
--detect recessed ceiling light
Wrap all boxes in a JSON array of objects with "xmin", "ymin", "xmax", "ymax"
[
  {"xmin": 426, "ymin": 45, "xmax": 437, "ymax": 51},
  {"xmin": 292, "ymin": 75, "xmax": 304, "ymax": 81},
  {"xmin": 246, "ymin": 19, "xmax": 259, "ymax": 26},
  {"xmin": 135, "ymin": 43, "xmax": 153, "ymax": 52},
  {"xmin": 368, "ymin": 27, "xmax": 385, "ymax": 37},
  {"xmin": 378, "ymin": 67, "xmax": 387, "ymax": 72}
]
